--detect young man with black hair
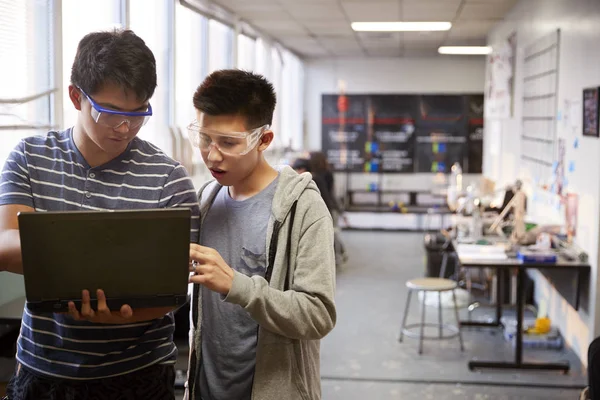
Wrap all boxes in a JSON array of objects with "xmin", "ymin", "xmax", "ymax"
[
  {"xmin": 185, "ymin": 70, "xmax": 336, "ymax": 400},
  {"xmin": 0, "ymin": 30, "xmax": 199, "ymax": 399}
]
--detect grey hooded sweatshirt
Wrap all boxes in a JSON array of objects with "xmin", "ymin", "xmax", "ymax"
[{"xmin": 185, "ymin": 166, "xmax": 337, "ymax": 400}]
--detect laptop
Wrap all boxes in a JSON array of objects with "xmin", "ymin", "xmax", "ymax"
[{"xmin": 18, "ymin": 208, "xmax": 191, "ymax": 313}]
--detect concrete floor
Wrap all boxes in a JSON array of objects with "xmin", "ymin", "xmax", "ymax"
[{"xmin": 319, "ymin": 230, "xmax": 586, "ymax": 399}]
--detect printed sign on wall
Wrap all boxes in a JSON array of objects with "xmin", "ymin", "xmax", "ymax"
[{"xmin": 322, "ymin": 93, "xmax": 484, "ymax": 173}]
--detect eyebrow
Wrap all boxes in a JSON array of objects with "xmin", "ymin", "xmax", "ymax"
[{"xmin": 98, "ymin": 102, "xmax": 149, "ymax": 112}]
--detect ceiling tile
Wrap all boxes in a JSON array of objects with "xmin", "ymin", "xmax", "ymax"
[
  {"xmin": 356, "ymin": 31, "xmax": 402, "ymax": 41},
  {"xmin": 319, "ymin": 37, "xmax": 363, "ymax": 52},
  {"xmin": 446, "ymin": 20, "xmax": 497, "ymax": 40},
  {"xmin": 214, "ymin": 0, "xmax": 276, "ymax": 6},
  {"xmin": 402, "ymin": 0, "xmax": 461, "ymax": 18},
  {"xmin": 402, "ymin": 31, "xmax": 447, "ymax": 42},
  {"xmin": 281, "ymin": 36, "xmax": 322, "ymax": 48},
  {"xmin": 284, "ymin": 4, "xmax": 347, "ymax": 20},
  {"xmin": 402, "ymin": 48, "xmax": 438, "ymax": 57},
  {"xmin": 214, "ymin": 2, "xmax": 283, "ymax": 12},
  {"xmin": 302, "ymin": 20, "xmax": 354, "ymax": 35},
  {"xmin": 287, "ymin": 44, "xmax": 331, "ymax": 58},
  {"xmin": 236, "ymin": 9, "xmax": 289, "ymax": 20},
  {"xmin": 250, "ymin": 19, "xmax": 307, "ymax": 35},
  {"xmin": 403, "ymin": 39, "xmax": 444, "ymax": 49},
  {"xmin": 359, "ymin": 38, "xmax": 401, "ymax": 50},
  {"xmin": 341, "ymin": 2, "xmax": 401, "ymax": 22},
  {"xmin": 366, "ymin": 48, "xmax": 403, "ymax": 57},
  {"xmin": 330, "ymin": 48, "xmax": 365, "ymax": 57},
  {"xmin": 458, "ymin": 2, "xmax": 514, "ymax": 19},
  {"xmin": 402, "ymin": 9, "xmax": 458, "ymax": 21},
  {"xmin": 401, "ymin": 0, "xmax": 461, "ymax": 4},
  {"xmin": 279, "ymin": 0, "xmax": 339, "ymax": 2},
  {"xmin": 465, "ymin": 0, "xmax": 517, "ymax": 3}
]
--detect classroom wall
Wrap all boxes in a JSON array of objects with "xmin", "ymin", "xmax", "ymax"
[{"xmin": 484, "ymin": 0, "xmax": 600, "ymax": 363}]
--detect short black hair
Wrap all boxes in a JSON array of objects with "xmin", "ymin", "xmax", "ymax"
[
  {"xmin": 193, "ymin": 70, "xmax": 276, "ymax": 129},
  {"xmin": 70, "ymin": 29, "xmax": 157, "ymax": 102},
  {"xmin": 292, "ymin": 158, "xmax": 311, "ymax": 171}
]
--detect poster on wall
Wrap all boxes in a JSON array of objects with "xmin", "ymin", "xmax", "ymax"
[
  {"xmin": 413, "ymin": 95, "xmax": 467, "ymax": 173},
  {"xmin": 321, "ymin": 94, "xmax": 368, "ymax": 171},
  {"xmin": 367, "ymin": 95, "xmax": 416, "ymax": 173},
  {"xmin": 582, "ymin": 87, "xmax": 600, "ymax": 137},
  {"xmin": 321, "ymin": 93, "xmax": 484, "ymax": 173},
  {"xmin": 485, "ymin": 32, "xmax": 517, "ymax": 119}
]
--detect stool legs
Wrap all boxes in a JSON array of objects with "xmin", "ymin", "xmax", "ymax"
[
  {"xmin": 398, "ymin": 289, "xmax": 413, "ymax": 342},
  {"xmin": 452, "ymin": 289, "xmax": 465, "ymax": 351},
  {"xmin": 438, "ymin": 291, "xmax": 443, "ymax": 338},
  {"xmin": 419, "ymin": 290, "xmax": 426, "ymax": 355}
]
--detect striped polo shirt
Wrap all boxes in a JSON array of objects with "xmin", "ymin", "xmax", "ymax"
[{"xmin": 0, "ymin": 128, "xmax": 200, "ymax": 380}]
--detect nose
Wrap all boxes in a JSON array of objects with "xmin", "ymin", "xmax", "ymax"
[
  {"xmin": 206, "ymin": 144, "xmax": 223, "ymax": 162},
  {"xmin": 113, "ymin": 120, "xmax": 131, "ymax": 134}
]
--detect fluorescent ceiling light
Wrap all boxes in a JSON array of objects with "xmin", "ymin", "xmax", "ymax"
[
  {"xmin": 351, "ymin": 22, "xmax": 452, "ymax": 32},
  {"xmin": 438, "ymin": 46, "xmax": 492, "ymax": 55}
]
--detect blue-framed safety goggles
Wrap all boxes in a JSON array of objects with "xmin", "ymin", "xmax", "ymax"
[{"xmin": 78, "ymin": 87, "xmax": 153, "ymax": 130}]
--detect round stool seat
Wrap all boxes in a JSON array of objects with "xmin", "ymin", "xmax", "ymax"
[{"xmin": 406, "ymin": 278, "xmax": 457, "ymax": 291}]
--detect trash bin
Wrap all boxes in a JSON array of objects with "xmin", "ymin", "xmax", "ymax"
[{"xmin": 424, "ymin": 232, "xmax": 456, "ymax": 278}]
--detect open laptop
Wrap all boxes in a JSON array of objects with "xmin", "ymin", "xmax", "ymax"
[{"xmin": 18, "ymin": 208, "xmax": 191, "ymax": 313}]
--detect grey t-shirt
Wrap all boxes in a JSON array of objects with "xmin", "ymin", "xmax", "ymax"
[{"xmin": 198, "ymin": 176, "xmax": 279, "ymax": 400}]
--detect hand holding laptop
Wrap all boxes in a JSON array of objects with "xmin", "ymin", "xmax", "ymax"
[{"xmin": 67, "ymin": 289, "xmax": 134, "ymax": 324}]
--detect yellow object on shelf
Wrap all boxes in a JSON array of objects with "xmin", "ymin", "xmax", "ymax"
[{"xmin": 526, "ymin": 317, "xmax": 551, "ymax": 334}]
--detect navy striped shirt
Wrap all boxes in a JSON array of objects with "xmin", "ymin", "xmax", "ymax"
[{"xmin": 0, "ymin": 128, "xmax": 200, "ymax": 380}]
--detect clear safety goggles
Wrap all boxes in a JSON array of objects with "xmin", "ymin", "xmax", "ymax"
[
  {"xmin": 79, "ymin": 87, "xmax": 152, "ymax": 130},
  {"xmin": 186, "ymin": 120, "xmax": 268, "ymax": 156}
]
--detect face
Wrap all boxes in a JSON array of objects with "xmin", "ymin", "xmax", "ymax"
[
  {"xmin": 69, "ymin": 83, "xmax": 151, "ymax": 158},
  {"xmin": 194, "ymin": 112, "xmax": 273, "ymax": 186}
]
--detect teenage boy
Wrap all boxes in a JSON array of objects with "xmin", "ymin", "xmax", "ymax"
[
  {"xmin": 0, "ymin": 30, "xmax": 199, "ymax": 399},
  {"xmin": 185, "ymin": 70, "xmax": 336, "ymax": 400}
]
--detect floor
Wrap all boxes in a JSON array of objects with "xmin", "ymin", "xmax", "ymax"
[{"xmin": 319, "ymin": 230, "xmax": 586, "ymax": 399}]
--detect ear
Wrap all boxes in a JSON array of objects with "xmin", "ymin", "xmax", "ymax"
[
  {"xmin": 68, "ymin": 85, "xmax": 82, "ymax": 111},
  {"xmin": 257, "ymin": 130, "xmax": 274, "ymax": 152}
]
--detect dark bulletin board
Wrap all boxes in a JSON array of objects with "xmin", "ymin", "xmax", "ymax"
[
  {"xmin": 321, "ymin": 93, "xmax": 484, "ymax": 173},
  {"xmin": 583, "ymin": 87, "xmax": 600, "ymax": 138}
]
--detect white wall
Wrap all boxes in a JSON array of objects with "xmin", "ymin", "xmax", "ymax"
[
  {"xmin": 305, "ymin": 57, "xmax": 487, "ymax": 150},
  {"xmin": 485, "ymin": 0, "xmax": 600, "ymax": 363}
]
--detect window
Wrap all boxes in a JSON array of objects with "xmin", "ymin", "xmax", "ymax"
[
  {"xmin": 270, "ymin": 47, "xmax": 283, "ymax": 141},
  {"xmin": 254, "ymin": 37, "xmax": 270, "ymax": 78},
  {"xmin": 208, "ymin": 19, "xmax": 233, "ymax": 73},
  {"xmin": 129, "ymin": 0, "xmax": 174, "ymax": 155},
  {"xmin": 175, "ymin": 2, "xmax": 208, "ymax": 172},
  {"xmin": 237, "ymin": 34, "xmax": 255, "ymax": 71},
  {"xmin": 0, "ymin": 0, "xmax": 54, "ymax": 304},
  {"xmin": 61, "ymin": 0, "xmax": 124, "ymax": 129},
  {"xmin": 281, "ymin": 50, "xmax": 305, "ymax": 150},
  {"xmin": 0, "ymin": 0, "xmax": 54, "ymax": 162}
]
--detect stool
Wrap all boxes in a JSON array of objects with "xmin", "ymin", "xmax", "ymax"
[{"xmin": 398, "ymin": 278, "xmax": 465, "ymax": 354}]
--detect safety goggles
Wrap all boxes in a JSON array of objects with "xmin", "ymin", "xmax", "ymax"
[
  {"xmin": 79, "ymin": 87, "xmax": 152, "ymax": 130},
  {"xmin": 186, "ymin": 120, "xmax": 268, "ymax": 156}
]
